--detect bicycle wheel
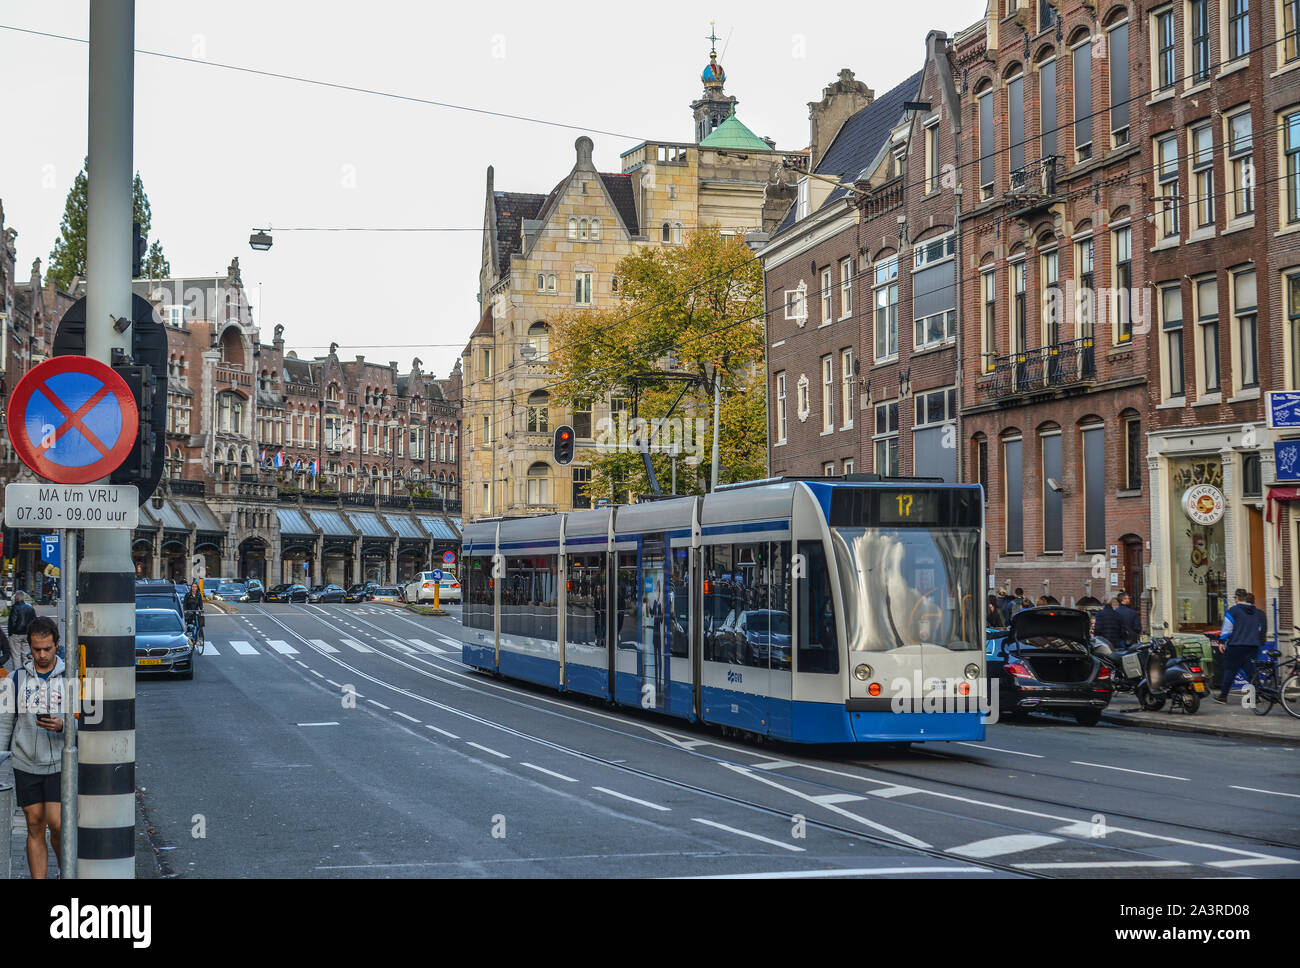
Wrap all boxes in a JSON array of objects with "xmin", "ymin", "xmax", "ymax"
[
  {"xmin": 1280, "ymin": 673, "xmax": 1300, "ymax": 720},
  {"xmin": 1251, "ymin": 670, "xmax": 1276, "ymax": 716}
]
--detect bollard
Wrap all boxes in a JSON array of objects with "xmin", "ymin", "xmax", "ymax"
[{"xmin": 0, "ymin": 775, "xmax": 12, "ymax": 879}]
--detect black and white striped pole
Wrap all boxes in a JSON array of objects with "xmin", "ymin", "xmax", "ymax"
[{"xmin": 78, "ymin": 0, "xmax": 137, "ymax": 878}]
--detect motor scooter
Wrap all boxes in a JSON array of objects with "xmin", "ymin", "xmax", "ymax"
[{"xmin": 1091, "ymin": 634, "xmax": 1207, "ymax": 713}]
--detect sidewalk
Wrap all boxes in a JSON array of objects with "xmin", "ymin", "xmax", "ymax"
[
  {"xmin": 1101, "ymin": 688, "xmax": 1300, "ymax": 743},
  {"xmin": 7, "ymin": 781, "xmax": 161, "ymax": 879}
]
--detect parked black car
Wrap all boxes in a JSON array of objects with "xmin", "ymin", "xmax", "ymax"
[
  {"xmin": 344, "ymin": 582, "xmax": 378, "ymax": 603},
  {"xmin": 307, "ymin": 584, "xmax": 345, "ymax": 603},
  {"xmin": 266, "ymin": 583, "xmax": 308, "ymax": 603},
  {"xmin": 986, "ymin": 606, "xmax": 1113, "ymax": 726}
]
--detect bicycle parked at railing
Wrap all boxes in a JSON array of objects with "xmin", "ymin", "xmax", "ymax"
[{"xmin": 1245, "ymin": 645, "xmax": 1300, "ymax": 719}]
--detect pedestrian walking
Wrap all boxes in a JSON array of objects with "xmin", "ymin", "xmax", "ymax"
[
  {"xmin": 1214, "ymin": 588, "xmax": 1267, "ymax": 703},
  {"xmin": 1094, "ymin": 597, "xmax": 1125, "ymax": 647},
  {"xmin": 7, "ymin": 589, "xmax": 36, "ymax": 663},
  {"xmin": 0, "ymin": 616, "xmax": 65, "ymax": 878},
  {"xmin": 987, "ymin": 595, "xmax": 1003, "ymax": 627},
  {"xmin": 1115, "ymin": 592, "xmax": 1142, "ymax": 644}
]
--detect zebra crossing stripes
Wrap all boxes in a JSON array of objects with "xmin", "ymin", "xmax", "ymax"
[
  {"xmin": 380, "ymin": 638, "xmax": 416, "ymax": 654},
  {"xmin": 202, "ymin": 635, "xmax": 456, "ymax": 658},
  {"xmin": 266, "ymin": 640, "xmax": 299, "ymax": 655},
  {"xmin": 202, "ymin": 643, "xmax": 220, "ymax": 655},
  {"xmin": 341, "ymin": 639, "xmax": 373, "ymax": 654},
  {"xmin": 406, "ymin": 638, "xmax": 451, "ymax": 655},
  {"xmin": 309, "ymin": 639, "xmax": 340, "ymax": 654},
  {"xmin": 228, "ymin": 640, "xmax": 259, "ymax": 655}
]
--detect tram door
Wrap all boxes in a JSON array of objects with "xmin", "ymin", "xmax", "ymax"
[{"xmin": 639, "ymin": 534, "xmax": 668, "ymax": 712}]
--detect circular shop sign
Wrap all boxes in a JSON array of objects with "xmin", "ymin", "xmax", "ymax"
[{"xmin": 1181, "ymin": 484, "xmax": 1226, "ymax": 526}]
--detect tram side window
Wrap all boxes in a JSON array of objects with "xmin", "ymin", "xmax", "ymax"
[
  {"xmin": 798, "ymin": 541, "xmax": 838, "ymax": 673},
  {"xmin": 703, "ymin": 543, "xmax": 735, "ymax": 663},
  {"xmin": 465, "ymin": 556, "xmax": 493, "ymax": 631},
  {"xmin": 768, "ymin": 541, "xmax": 792, "ymax": 671},
  {"xmin": 733, "ymin": 542, "xmax": 768, "ymax": 667},
  {"xmin": 669, "ymin": 547, "xmax": 689, "ymax": 658},
  {"xmin": 504, "ymin": 557, "xmax": 528, "ymax": 638},
  {"xmin": 616, "ymin": 551, "xmax": 638, "ymax": 649},
  {"xmin": 566, "ymin": 553, "xmax": 605, "ymax": 648},
  {"xmin": 535, "ymin": 555, "xmax": 559, "ymax": 641}
]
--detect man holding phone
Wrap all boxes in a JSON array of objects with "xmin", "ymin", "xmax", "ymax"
[{"xmin": 0, "ymin": 616, "xmax": 65, "ymax": 878}]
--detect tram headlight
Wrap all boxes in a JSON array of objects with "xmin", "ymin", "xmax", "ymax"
[
  {"xmin": 854, "ymin": 663, "xmax": 872, "ymax": 681},
  {"xmin": 964, "ymin": 663, "xmax": 980, "ymax": 680}
]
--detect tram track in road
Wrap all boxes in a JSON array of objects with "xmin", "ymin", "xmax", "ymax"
[
  {"xmin": 246, "ymin": 603, "xmax": 1048, "ymax": 879},
  {"xmin": 284, "ymin": 604, "xmax": 1300, "ymax": 873}
]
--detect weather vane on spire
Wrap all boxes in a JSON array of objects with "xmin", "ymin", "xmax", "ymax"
[{"xmin": 707, "ymin": 20, "xmax": 719, "ymax": 55}]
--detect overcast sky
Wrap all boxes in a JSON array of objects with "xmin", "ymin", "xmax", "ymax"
[{"xmin": 1, "ymin": 0, "xmax": 981, "ymax": 380}]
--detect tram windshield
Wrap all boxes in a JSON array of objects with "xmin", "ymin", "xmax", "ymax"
[{"xmin": 831, "ymin": 527, "xmax": 981, "ymax": 653}]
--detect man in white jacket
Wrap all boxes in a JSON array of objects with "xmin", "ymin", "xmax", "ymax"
[{"xmin": 0, "ymin": 616, "xmax": 65, "ymax": 878}]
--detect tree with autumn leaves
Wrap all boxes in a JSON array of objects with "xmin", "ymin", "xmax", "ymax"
[{"xmin": 548, "ymin": 228, "xmax": 767, "ymax": 502}]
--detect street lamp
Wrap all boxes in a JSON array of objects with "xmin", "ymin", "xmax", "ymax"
[{"xmin": 249, "ymin": 230, "xmax": 273, "ymax": 251}]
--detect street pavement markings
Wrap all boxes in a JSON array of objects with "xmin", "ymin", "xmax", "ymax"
[
  {"xmin": 425, "ymin": 725, "xmax": 459, "ymax": 739},
  {"xmin": 379, "ymin": 638, "xmax": 416, "ymax": 654},
  {"xmin": 309, "ymin": 639, "xmax": 340, "ymax": 654},
  {"xmin": 203, "ymin": 643, "xmax": 220, "ymax": 655},
  {"xmin": 393, "ymin": 710, "xmax": 421, "ymax": 723},
  {"xmin": 592, "ymin": 786, "xmax": 671, "ymax": 811},
  {"xmin": 297, "ymin": 722, "xmax": 340, "ymax": 727},
  {"xmin": 341, "ymin": 638, "xmax": 373, "ymax": 653},
  {"xmin": 1015, "ymin": 860, "xmax": 1190, "ymax": 870},
  {"xmin": 692, "ymin": 818, "xmax": 805, "ymax": 853},
  {"xmin": 957, "ymin": 742, "xmax": 1044, "ymax": 758},
  {"xmin": 467, "ymin": 742, "xmax": 510, "ymax": 759},
  {"xmin": 406, "ymin": 638, "xmax": 450, "ymax": 654},
  {"xmin": 949, "ymin": 834, "xmax": 1062, "ymax": 859},
  {"xmin": 228, "ymin": 640, "xmax": 259, "ymax": 655},
  {"xmin": 267, "ymin": 639, "xmax": 299, "ymax": 655},
  {"xmin": 685, "ymin": 866, "xmax": 993, "ymax": 879},
  {"xmin": 522, "ymin": 762, "xmax": 577, "ymax": 782},
  {"xmin": 1070, "ymin": 761, "xmax": 1190, "ymax": 782},
  {"xmin": 1230, "ymin": 785, "xmax": 1300, "ymax": 799},
  {"xmin": 367, "ymin": 700, "xmax": 390, "ymax": 710}
]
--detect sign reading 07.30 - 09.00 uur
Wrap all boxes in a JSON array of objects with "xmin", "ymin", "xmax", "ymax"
[{"xmin": 3, "ymin": 354, "xmax": 140, "ymax": 529}]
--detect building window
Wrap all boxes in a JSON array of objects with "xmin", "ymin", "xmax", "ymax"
[
  {"xmin": 1156, "ymin": 135, "xmax": 1180, "ymax": 240},
  {"xmin": 785, "ymin": 282, "xmax": 807, "ymax": 322},
  {"xmin": 1286, "ymin": 109, "xmax": 1300, "ymax": 224},
  {"xmin": 1110, "ymin": 21, "xmax": 1130, "ymax": 144},
  {"xmin": 914, "ymin": 387, "xmax": 957, "ymax": 428},
  {"xmin": 527, "ymin": 390, "xmax": 550, "ymax": 433},
  {"xmin": 1004, "ymin": 438, "xmax": 1023, "ymax": 553},
  {"xmin": 873, "ymin": 258, "xmax": 899, "ymax": 361},
  {"xmin": 1289, "ymin": 272, "xmax": 1300, "ymax": 389},
  {"xmin": 1190, "ymin": 0, "xmax": 1211, "ymax": 82},
  {"xmin": 1286, "ymin": 0, "xmax": 1300, "ymax": 63},
  {"xmin": 913, "ymin": 232, "xmax": 956, "ymax": 349},
  {"xmin": 1042, "ymin": 431, "xmax": 1063, "ymax": 553},
  {"xmin": 590, "ymin": 218, "xmax": 600, "ymax": 241},
  {"xmin": 1123, "ymin": 414, "xmax": 1142, "ymax": 491},
  {"xmin": 1227, "ymin": 109, "xmax": 1254, "ymax": 219},
  {"xmin": 840, "ymin": 350, "xmax": 854, "ymax": 430},
  {"xmin": 982, "ymin": 268, "xmax": 997, "ymax": 371},
  {"xmin": 1010, "ymin": 259, "xmax": 1027, "ymax": 354},
  {"xmin": 873, "ymin": 401, "xmax": 899, "ymax": 476},
  {"xmin": 1114, "ymin": 227, "xmax": 1133, "ymax": 342},
  {"xmin": 840, "ymin": 258, "xmax": 853, "ymax": 317},
  {"xmin": 1228, "ymin": 0, "xmax": 1249, "ymax": 60},
  {"xmin": 1040, "ymin": 0, "xmax": 1056, "ymax": 30},
  {"xmin": 976, "ymin": 437, "xmax": 989, "ymax": 503},
  {"xmin": 1161, "ymin": 284, "xmax": 1186, "ymax": 398},
  {"xmin": 1041, "ymin": 249, "xmax": 1060, "ymax": 348},
  {"xmin": 775, "ymin": 372, "xmax": 787, "ymax": 444},
  {"xmin": 1233, "ymin": 268, "xmax": 1258, "ymax": 389},
  {"xmin": 574, "ymin": 400, "xmax": 592, "ymax": 440},
  {"xmin": 821, "ymin": 267, "xmax": 833, "ymax": 323},
  {"xmin": 1076, "ymin": 238, "xmax": 1094, "ymax": 338},
  {"xmin": 978, "ymin": 89, "xmax": 995, "ymax": 197},
  {"xmin": 567, "ymin": 218, "xmax": 578, "ymax": 240},
  {"xmin": 1197, "ymin": 277, "xmax": 1221, "ymax": 394},
  {"xmin": 572, "ymin": 466, "xmax": 591, "ymax": 509},
  {"xmin": 528, "ymin": 321, "xmax": 550, "ymax": 361},
  {"xmin": 1073, "ymin": 40, "xmax": 1093, "ymax": 159},
  {"xmin": 925, "ymin": 121, "xmax": 940, "ymax": 192},
  {"xmin": 1040, "ymin": 58, "xmax": 1058, "ymax": 159},
  {"xmin": 526, "ymin": 462, "xmax": 549, "ymax": 506},
  {"xmin": 1008, "ymin": 73, "xmax": 1025, "ymax": 176},
  {"xmin": 1190, "ymin": 123, "xmax": 1215, "ymax": 229},
  {"xmin": 1154, "ymin": 9, "xmax": 1176, "ymax": 90},
  {"xmin": 843, "ymin": 458, "xmax": 855, "ymax": 475},
  {"xmin": 821, "ymin": 355, "xmax": 834, "ymax": 432},
  {"xmin": 575, "ymin": 271, "xmax": 593, "ymax": 304},
  {"xmin": 1082, "ymin": 425, "xmax": 1106, "ymax": 551},
  {"xmin": 661, "ymin": 222, "xmax": 671, "ymax": 243},
  {"xmin": 823, "ymin": 462, "xmax": 836, "ymax": 477}
]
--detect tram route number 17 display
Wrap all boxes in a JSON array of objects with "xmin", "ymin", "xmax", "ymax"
[{"xmin": 4, "ymin": 483, "xmax": 140, "ymax": 529}]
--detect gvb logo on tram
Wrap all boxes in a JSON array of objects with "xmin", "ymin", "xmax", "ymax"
[{"xmin": 889, "ymin": 672, "xmax": 1000, "ymax": 723}]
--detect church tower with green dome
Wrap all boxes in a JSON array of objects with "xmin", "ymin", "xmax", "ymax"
[{"xmin": 690, "ymin": 23, "xmax": 738, "ymax": 143}]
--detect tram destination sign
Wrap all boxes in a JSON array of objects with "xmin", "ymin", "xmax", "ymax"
[{"xmin": 4, "ymin": 483, "xmax": 139, "ymax": 529}]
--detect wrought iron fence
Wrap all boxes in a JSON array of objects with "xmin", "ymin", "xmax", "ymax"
[{"xmin": 981, "ymin": 336, "xmax": 1095, "ymax": 398}]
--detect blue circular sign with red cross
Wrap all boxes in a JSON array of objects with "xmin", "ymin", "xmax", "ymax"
[{"xmin": 6, "ymin": 355, "xmax": 138, "ymax": 484}]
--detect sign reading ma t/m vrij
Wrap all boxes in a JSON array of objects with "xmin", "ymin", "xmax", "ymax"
[
  {"xmin": 5, "ymin": 355, "xmax": 138, "ymax": 484},
  {"xmin": 4, "ymin": 483, "xmax": 139, "ymax": 529}
]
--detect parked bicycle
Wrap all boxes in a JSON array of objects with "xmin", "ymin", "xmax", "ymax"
[{"xmin": 1245, "ymin": 647, "xmax": 1300, "ymax": 719}]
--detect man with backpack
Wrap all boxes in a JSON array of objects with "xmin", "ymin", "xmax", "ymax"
[{"xmin": 1214, "ymin": 588, "xmax": 1267, "ymax": 704}]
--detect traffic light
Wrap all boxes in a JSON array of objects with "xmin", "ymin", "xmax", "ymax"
[
  {"xmin": 132, "ymin": 221, "xmax": 147, "ymax": 278},
  {"xmin": 553, "ymin": 425, "xmax": 575, "ymax": 465},
  {"xmin": 109, "ymin": 358, "xmax": 159, "ymax": 493}
]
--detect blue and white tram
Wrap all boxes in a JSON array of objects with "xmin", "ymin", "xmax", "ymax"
[{"xmin": 461, "ymin": 478, "xmax": 986, "ymax": 744}]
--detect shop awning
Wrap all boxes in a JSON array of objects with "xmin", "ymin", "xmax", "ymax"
[{"xmin": 1267, "ymin": 487, "xmax": 1300, "ymax": 536}]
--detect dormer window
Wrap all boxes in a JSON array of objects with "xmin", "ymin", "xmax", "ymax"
[{"xmin": 797, "ymin": 177, "xmax": 809, "ymax": 219}]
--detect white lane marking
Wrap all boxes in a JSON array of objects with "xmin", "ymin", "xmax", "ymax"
[
  {"xmin": 296, "ymin": 722, "xmax": 340, "ymax": 727},
  {"xmin": 810, "ymin": 793, "xmax": 867, "ymax": 805},
  {"xmin": 682, "ymin": 866, "xmax": 991, "ymax": 879},
  {"xmin": 723, "ymin": 764, "xmax": 931, "ymax": 849},
  {"xmin": 407, "ymin": 638, "xmax": 449, "ymax": 654},
  {"xmin": 309, "ymin": 639, "xmax": 340, "ymax": 654},
  {"xmin": 1071, "ymin": 761, "xmax": 1190, "ymax": 782},
  {"xmin": 425, "ymin": 725, "xmax": 459, "ymax": 739},
  {"xmin": 521, "ymin": 762, "xmax": 577, "ymax": 782},
  {"xmin": 949, "ymin": 834, "xmax": 1061, "ymax": 859},
  {"xmin": 202, "ymin": 644, "xmax": 220, "ymax": 655},
  {"xmin": 433, "ymin": 632, "xmax": 462, "ymax": 648},
  {"xmin": 1052, "ymin": 821, "xmax": 1101, "ymax": 837},
  {"xmin": 380, "ymin": 638, "xmax": 415, "ymax": 654},
  {"xmin": 268, "ymin": 639, "xmax": 299, "ymax": 655},
  {"xmin": 366, "ymin": 700, "xmax": 390, "ymax": 710},
  {"xmin": 1015, "ymin": 861, "xmax": 1190, "ymax": 870},
  {"xmin": 750, "ymin": 759, "xmax": 798, "ymax": 770},
  {"xmin": 294, "ymin": 660, "xmax": 308, "ymax": 668},
  {"xmin": 592, "ymin": 786, "xmax": 671, "ymax": 812},
  {"xmin": 1230, "ymin": 785, "xmax": 1300, "ymax": 800},
  {"xmin": 957, "ymin": 742, "xmax": 1044, "ymax": 758},
  {"xmin": 228, "ymin": 640, "xmax": 259, "ymax": 655},
  {"xmin": 692, "ymin": 818, "xmax": 804, "ymax": 852},
  {"xmin": 341, "ymin": 639, "xmax": 373, "ymax": 653},
  {"xmin": 326, "ymin": 679, "xmax": 341, "ymax": 688},
  {"xmin": 868, "ymin": 785, "xmax": 922, "ymax": 799},
  {"xmin": 1209, "ymin": 857, "xmax": 1300, "ymax": 868},
  {"xmin": 467, "ymin": 742, "xmax": 509, "ymax": 759},
  {"xmin": 309, "ymin": 670, "xmax": 325, "ymax": 679},
  {"xmin": 393, "ymin": 711, "xmax": 420, "ymax": 723}
]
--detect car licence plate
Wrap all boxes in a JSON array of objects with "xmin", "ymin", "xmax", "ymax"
[
  {"xmin": 1191, "ymin": 681, "xmax": 1205, "ymax": 692},
  {"xmin": 137, "ymin": 657, "xmax": 163, "ymax": 666}
]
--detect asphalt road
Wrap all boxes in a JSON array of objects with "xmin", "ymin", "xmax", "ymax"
[{"xmin": 133, "ymin": 602, "xmax": 1300, "ymax": 879}]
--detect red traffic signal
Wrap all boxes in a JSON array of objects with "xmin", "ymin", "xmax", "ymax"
[{"xmin": 553, "ymin": 425, "xmax": 576, "ymax": 465}]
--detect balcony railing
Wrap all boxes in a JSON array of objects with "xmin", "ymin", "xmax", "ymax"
[
  {"xmin": 1008, "ymin": 155, "xmax": 1059, "ymax": 205},
  {"xmin": 168, "ymin": 479, "xmax": 206, "ymax": 498},
  {"xmin": 981, "ymin": 337, "xmax": 1096, "ymax": 398},
  {"xmin": 215, "ymin": 364, "xmax": 253, "ymax": 388}
]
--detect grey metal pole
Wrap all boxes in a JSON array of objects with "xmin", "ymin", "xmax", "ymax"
[
  {"xmin": 79, "ymin": 0, "xmax": 137, "ymax": 879},
  {"xmin": 709, "ymin": 373, "xmax": 721, "ymax": 492},
  {"xmin": 60, "ymin": 530, "xmax": 78, "ymax": 879}
]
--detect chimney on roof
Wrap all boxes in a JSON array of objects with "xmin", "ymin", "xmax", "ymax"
[
  {"xmin": 808, "ymin": 68, "xmax": 874, "ymax": 170},
  {"xmin": 575, "ymin": 136, "xmax": 595, "ymax": 172}
]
